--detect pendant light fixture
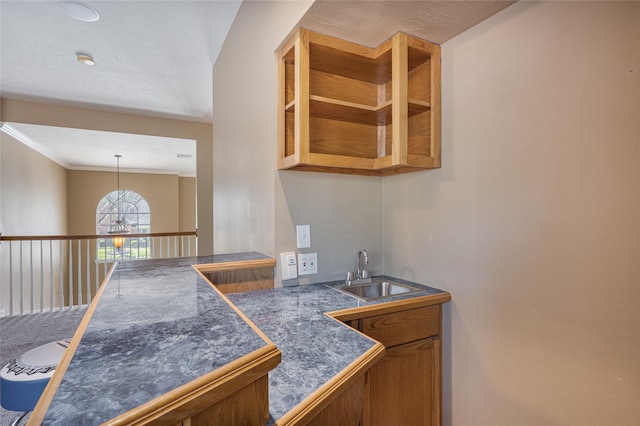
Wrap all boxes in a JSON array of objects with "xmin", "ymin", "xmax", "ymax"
[{"xmin": 108, "ymin": 154, "xmax": 129, "ymax": 249}]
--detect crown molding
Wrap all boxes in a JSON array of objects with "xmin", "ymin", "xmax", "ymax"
[{"xmin": 1, "ymin": 122, "xmax": 71, "ymax": 169}]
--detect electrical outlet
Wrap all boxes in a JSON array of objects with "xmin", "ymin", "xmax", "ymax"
[
  {"xmin": 296, "ymin": 225, "xmax": 311, "ymax": 249},
  {"xmin": 298, "ymin": 253, "xmax": 318, "ymax": 275}
]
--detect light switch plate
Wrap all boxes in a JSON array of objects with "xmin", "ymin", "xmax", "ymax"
[{"xmin": 296, "ymin": 225, "xmax": 311, "ymax": 249}]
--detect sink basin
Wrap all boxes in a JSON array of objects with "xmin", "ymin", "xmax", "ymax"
[{"xmin": 328, "ymin": 278, "xmax": 422, "ymax": 301}]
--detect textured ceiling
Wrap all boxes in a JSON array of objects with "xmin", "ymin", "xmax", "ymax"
[
  {"xmin": 1, "ymin": 0, "xmax": 516, "ymax": 174},
  {"xmin": 299, "ymin": 0, "xmax": 516, "ymax": 47},
  {"xmin": 1, "ymin": 0, "xmax": 242, "ymax": 122}
]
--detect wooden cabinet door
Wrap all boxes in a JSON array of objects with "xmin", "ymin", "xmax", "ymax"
[
  {"xmin": 368, "ymin": 337, "xmax": 440, "ymax": 426},
  {"xmin": 304, "ymin": 375, "xmax": 366, "ymax": 426}
]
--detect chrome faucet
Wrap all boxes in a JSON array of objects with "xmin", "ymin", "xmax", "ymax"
[
  {"xmin": 357, "ymin": 250, "xmax": 369, "ymax": 279},
  {"xmin": 346, "ymin": 249, "xmax": 372, "ymax": 285}
]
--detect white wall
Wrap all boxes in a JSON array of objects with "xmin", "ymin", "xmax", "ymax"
[
  {"xmin": 213, "ymin": 0, "xmax": 383, "ymax": 285},
  {"xmin": 0, "ymin": 132, "xmax": 67, "ymax": 236},
  {"xmin": 382, "ymin": 1, "xmax": 640, "ymax": 424},
  {"xmin": 213, "ymin": 0, "xmax": 313, "ymax": 258},
  {"xmin": 276, "ymin": 171, "xmax": 382, "ymax": 285},
  {"xmin": 0, "ymin": 132, "xmax": 68, "ymax": 314}
]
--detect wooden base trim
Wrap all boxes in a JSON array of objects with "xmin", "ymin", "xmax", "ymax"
[
  {"xmin": 280, "ymin": 162, "xmax": 440, "ymax": 176},
  {"xmin": 279, "ymin": 155, "xmax": 298, "ymax": 169}
]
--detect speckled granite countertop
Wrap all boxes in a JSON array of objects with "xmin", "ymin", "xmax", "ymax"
[
  {"xmin": 40, "ymin": 252, "xmax": 448, "ymax": 424},
  {"xmin": 226, "ymin": 278, "xmax": 446, "ymax": 420}
]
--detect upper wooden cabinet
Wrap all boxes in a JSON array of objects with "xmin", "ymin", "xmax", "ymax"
[{"xmin": 277, "ymin": 28, "xmax": 441, "ymax": 176}]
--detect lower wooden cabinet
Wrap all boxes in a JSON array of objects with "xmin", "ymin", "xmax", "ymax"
[
  {"xmin": 367, "ymin": 337, "xmax": 440, "ymax": 426},
  {"xmin": 348, "ymin": 304, "xmax": 444, "ymax": 426}
]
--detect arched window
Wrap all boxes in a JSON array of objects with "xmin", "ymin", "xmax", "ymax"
[{"xmin": 96, "ymin": 190, "xmax": 151, "ymax": 262}]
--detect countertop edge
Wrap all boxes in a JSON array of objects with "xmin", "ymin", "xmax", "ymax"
[
  {"xmin": 273, "ymin": 340, "xmax": 385, "ymax": 425},
  {"xmin": 193, "ymin": 264, "xmax": 279, "ymax": 348},
  {"xmin": 327, "ymin": 291, "xmax": 452, "ymax": 322},
  {"xmin": 105, "ymin": 344, "xmax": 281, "ymax": 425}
]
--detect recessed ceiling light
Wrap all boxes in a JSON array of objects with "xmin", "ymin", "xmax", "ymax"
[
  {"xmin": 58, "ymin": 1, "xmax": 100, "ymax": 22},
  {"xmin": 76, "ymin": 53, "xmax": 95, "ymax": 65}
]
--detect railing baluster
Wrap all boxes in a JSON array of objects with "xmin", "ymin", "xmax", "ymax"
[
  {"xmin": 40, "ymin": 240, "xmax": 44, "ymax": 312},
  {"xmin": 95, "ymin": 239, "xmax": 100, "ymax": 300},
  {"xmin": 86, "ymin": 239, "xmax": 90, "ymax": 304},
  {"xmin": 102, "ymin": 238, "xmax": 106, "ymax": 264},
  {"xmin": 49, "ymin": 240, "xmax": 54, "ymax": 312},
  {"xmin": 59, "ymin": 241, "xmax": 64, "ymax": 312},
  {"xmin": 68, "ymin": 239, "xmax": 73, "ymax": 308},
  {"xmin": 9, "ymin": 242, "xmax": 14, "ymax": 316},
  {"xmin": 77, "ymin": 239, "xmax": 82, "ymax": 308},
  {"xmin": 19, "ymin": 240, "xmax": 24, "ymax": 315},
  {"xmin": 103, "ymin": 246, "xmax": 107, "ymax": 287},
  {"xmin": 29, "ymin": 240, "xmax": 34, "ymax": 313},
  {"xmin": 172, "ymin": 236, "xmax": 176, "ymax": 258}
]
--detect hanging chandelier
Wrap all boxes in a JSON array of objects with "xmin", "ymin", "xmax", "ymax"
[{"xmin": 107, "ymin": 154, "xmax": 129, "ymax": 249}]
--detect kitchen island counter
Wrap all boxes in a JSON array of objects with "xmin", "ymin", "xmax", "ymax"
[{"xmin": 30, "ymin": 253, "xmax": 449, "ymax": 425}]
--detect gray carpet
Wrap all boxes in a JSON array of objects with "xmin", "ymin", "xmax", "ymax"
[{"xmin": 0, "ymin": 308, "xmax": 87, "ymax": 426}]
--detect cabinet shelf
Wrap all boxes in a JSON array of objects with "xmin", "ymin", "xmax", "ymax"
[
  {"xmin": 277, "ymin": 29, "xmax": 441, "ymax": 176},
  {"xmin": 285, "ymin": 97, "xmax": 430, "ymax": 127}
]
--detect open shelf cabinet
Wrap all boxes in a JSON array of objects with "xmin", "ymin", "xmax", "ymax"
[{"xmin": 277, "ymin": 28, "xmax": 441, "ymax": 176}]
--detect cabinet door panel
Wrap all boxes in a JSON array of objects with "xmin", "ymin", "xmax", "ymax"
[
  {"xmin": 305, "ymin": 375, "xmax": 366, "ymax": 426},
  {"xmin": 361, "ymin": 305, "xmax": 440, "ymax": 348},
  {"xmin": 369, "ymin": 337, "xmax": 438, "ymax": 426}
]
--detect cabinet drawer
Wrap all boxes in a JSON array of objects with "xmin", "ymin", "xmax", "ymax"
[{"xmin": 361, "ymin": 305, "xmax": 441, "ymax": 347}]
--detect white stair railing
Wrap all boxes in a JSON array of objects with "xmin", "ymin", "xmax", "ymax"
[{"xmin": 0, "ymin": 231, "xmax": 197, "ymax": 317}]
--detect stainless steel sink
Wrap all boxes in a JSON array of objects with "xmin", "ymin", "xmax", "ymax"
[{"xmin": 328, "ymin": 278, "xmax": 422, "ymax": 301}]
